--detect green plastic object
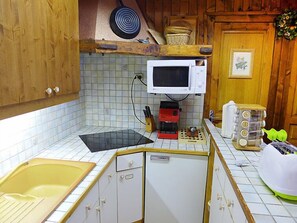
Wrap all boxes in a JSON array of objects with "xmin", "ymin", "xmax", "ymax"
[
  {"xmin": 263, "ymin": 128, "xmax": 288, "ymax": 142},
  {"xmin": 277, "ymin": 129, "xmax": 288, "ymax": 142},
  {"xmin": 272, "ymin": 188, "xmax": 297, "ymax": 201},
  {"xmin": 263, "ymin": 128, "xmax": 278, "ymax": 141}
]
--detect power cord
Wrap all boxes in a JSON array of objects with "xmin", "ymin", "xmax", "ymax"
[
  {"xmin": 165, "ymin": 94, "xmax": 189, "ymax": 102},
  {"xmin": 131, "ymin": 74, "xmax": 146, "ymax": 125}
]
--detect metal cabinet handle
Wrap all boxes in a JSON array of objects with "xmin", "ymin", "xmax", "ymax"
[
  {"xmin": 219, "ymin": 204, "xmax": 225, "ymax": 211},
  {"xmin": 85, "ymin": 204, "xmax": 91, "ymax": 211},
  {"xmin": 227, "ymin": 200, "xmax": 234, "ymax": 207},
  {"xmin": 150, "ymin": 155, "xmax": 170, "ymax": 162},
  {"xmin": 217, "ymin": 193, "xmax": 222, "ymax": 201}
]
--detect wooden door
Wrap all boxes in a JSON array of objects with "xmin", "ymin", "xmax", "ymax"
[
  {"xmin": 209, "ymin": 22, "xmax": 275, "ymax": 118},
  {"xmin": 282, "ymin": 40, "xmax": 297, "ymax": 144}
]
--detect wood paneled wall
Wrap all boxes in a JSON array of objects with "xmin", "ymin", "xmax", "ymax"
[{"xmin": 137, "ymin": 0, "xmax": 297, "ymax": 132}]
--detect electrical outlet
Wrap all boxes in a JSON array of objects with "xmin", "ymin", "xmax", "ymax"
[{"xmin": 135, "ymin": 73, "xmax": 143, "ymax": 80}]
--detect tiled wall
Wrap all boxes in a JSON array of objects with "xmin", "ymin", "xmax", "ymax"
[
  {"xmin": 80, "ymin": 53, "xmax": 204, "ymax": 129},
  {"xmin": 0, "ymin": 98, "xmax": 85, "ymax": 177}
]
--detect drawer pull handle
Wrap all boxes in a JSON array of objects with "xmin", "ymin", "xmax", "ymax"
[
  {"xmin": 129, "ymin": 160, "xmax": 134, "ymax": 167},
  {"xmin": 125, "ymin": 173, "xmax": 134, "ymax": 180},
  {"xmin": 150, "ymin": 155, "xmax": 170, "ymax": 162}
]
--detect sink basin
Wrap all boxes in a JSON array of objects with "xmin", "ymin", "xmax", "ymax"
[{"xmin": 0, "ymin": 158, "xmax": 96, "ymax": 223}]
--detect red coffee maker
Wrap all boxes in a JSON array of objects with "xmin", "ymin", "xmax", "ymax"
[{"xmin": 158, "ymin": 101, "xmax": 180, "ymax": 139}]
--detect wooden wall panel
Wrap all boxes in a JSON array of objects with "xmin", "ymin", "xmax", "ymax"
[{"xmin": 189, "ymin": 0, "xmax": 198, "ymax": 15}]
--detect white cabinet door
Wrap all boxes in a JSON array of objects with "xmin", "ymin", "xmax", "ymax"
[
  {"xmin": 224, "ymin": 177, "xmax": 246, "ymax": 223},
  {"xmin": 67, "ymin": 182, "xmax": 99, "ymax": 223},
  {"xmin": 209, "ymin": 174, "xmax": 224, "ymax": 223},
  {"xmin": 86, "ymin": 200, "xmax": 100, "ymax": 223},
  {"xmin": 145, "ymin": 153, "xmax": 208, "ymax": 223},
  {"xmin": 99, "ymin": 160, "xmax": 117, "ymax": 223},
  {"xmin": 117, "ymin": 168, "xmax": 143, "ymax": 223}
]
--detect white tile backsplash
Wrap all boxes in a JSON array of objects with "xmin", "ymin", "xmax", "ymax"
[
  {"xmin": 0, "ymin": 98, "xmax": 85, "ymax": 177},
  {"xmin": 80, "ymin": 53, "xmax": 204, "ymax": 129}
]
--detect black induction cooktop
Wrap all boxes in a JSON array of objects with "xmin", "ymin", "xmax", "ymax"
[{"xmin": 79, "ymin": 129, "xmax": 154, "ymax": 153}]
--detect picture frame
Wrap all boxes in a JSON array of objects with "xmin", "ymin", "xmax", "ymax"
[{"xmin": 229, "ymin": 49, "xmax": 254, "ymax": 78}]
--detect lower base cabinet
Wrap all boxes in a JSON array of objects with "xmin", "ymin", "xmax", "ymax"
[
  {"xmin": 67, "ymin": 160, "xmax": 117, "ymax": 223},
  {"xmin": 66, "ymin": 152, "xmax": 209, "ymax": 223},
  {"xmin": 117, "ymin": 153, "xmax": 143, "ymax": 223},
  {"xmin": 209, "ymin": 151, "xmax": 247, "ymax": 223}
]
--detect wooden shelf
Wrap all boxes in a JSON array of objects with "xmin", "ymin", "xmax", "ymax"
[{"xmin": 80, "ymin": 39, "xmax": 212, "ymax": 57}]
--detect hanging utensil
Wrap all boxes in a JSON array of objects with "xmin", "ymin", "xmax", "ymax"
[{"xmin": 109, "ymin": 0, "xmax": 141, "ymax": 39}]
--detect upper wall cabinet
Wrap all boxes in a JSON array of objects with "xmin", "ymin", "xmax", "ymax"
[{"xmin": 0, "ymin": 0, "xmax": 80, "ymax": 119}]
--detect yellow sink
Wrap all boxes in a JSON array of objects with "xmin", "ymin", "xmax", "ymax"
[{"xmin": 0, "ymin": 158, "xmax": 96, "ymax": 223}]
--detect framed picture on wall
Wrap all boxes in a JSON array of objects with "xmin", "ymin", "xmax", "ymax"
[{"xmin": 229, "ymin": 49, "xmax": 254, "ymax": 78}]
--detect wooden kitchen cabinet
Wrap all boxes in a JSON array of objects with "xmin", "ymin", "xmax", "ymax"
[
  {"xmin": 0, "ymin": 0, "xmax": 80, "ymax": 119},
  {"xmin": 209, "ymin": 151, "xmax": 246, "ymax": 223}
]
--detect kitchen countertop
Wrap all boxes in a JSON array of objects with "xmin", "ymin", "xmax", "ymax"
[
  {"xmin": 13, "ymin": 120, "xmax": 297, "ymax": 223},
  {"xmin": 204, "ymin": 119, "xmax": 297, "ymax": 223},
  {"xmin": 37, "ymin": 125, "xmax": 208, "ymax": 223}
]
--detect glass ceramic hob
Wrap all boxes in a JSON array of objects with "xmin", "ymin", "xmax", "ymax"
[{"xmin": 79, "ymin": 129, "xmax": 154, "ymax": 153}]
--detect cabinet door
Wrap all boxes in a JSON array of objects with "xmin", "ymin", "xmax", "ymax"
[
  {"xmin": 118, "ymin": 168, "xmax": 143, "ymax": 223},
  {"xmin": 86, "ymin": 200, "xmax": 100, "ymax": 223},
  {"xmin": 209, "ymin": 174, "xmax": 224, "ymax": 223},
  {"xmin": 46, "ymin": 0, "xmax": 80, "ymax": 96},
  {"xmin": 0, "ymin": 0, "xmax": 48, "ymax": 106},
  {"xmin": 99, "ymin": 174, "xmax": 117, "ymax": 223},
  {"xmin": 224, "ymin": 177, "xmax": 246, "ymax": 223},
  {"xmin": 67, "ymin": 182, "xmax": 99, "ymax": 223},
  {"xmin": 0, "ymin": 0, "xmax": 79, "ymax": 107}
]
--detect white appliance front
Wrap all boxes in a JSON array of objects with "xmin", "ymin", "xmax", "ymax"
[{"xmin": 144, "ymin": 152, "xmax": 208, "ymax": 223}]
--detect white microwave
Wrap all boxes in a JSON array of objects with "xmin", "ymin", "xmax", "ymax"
[{"xmin": 147, "ymin": 59, "xmax": 207, "ymax": 94}]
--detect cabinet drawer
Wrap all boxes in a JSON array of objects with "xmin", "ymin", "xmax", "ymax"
[
  {"xmin": 117, "ymin": 152, "xmax": 143, "ymax": 171},
  {"xmin": 99, "ymin": 160, "xmax": 116, "ymax": 193}
]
